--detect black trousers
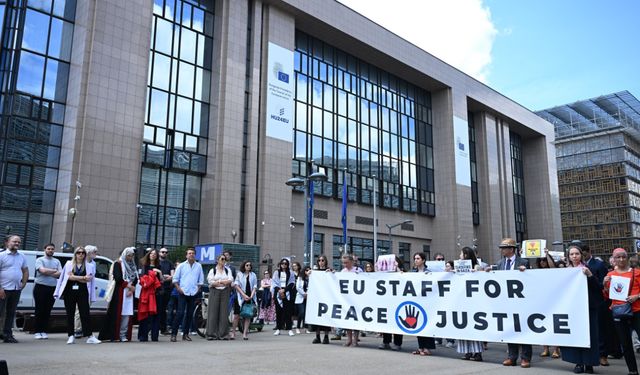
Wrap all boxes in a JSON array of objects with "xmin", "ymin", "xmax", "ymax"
[
  {"xmin": 275, "ymin": 299, "xmax": 293, "ymax": 330},
  {"xmin": 613, "ymin": 312, "xmax": 640, "ymax": 374},
  {"xmin": 33, "ymin": 284, "xmax": 56, "ymax": 333},
  {"xmin": 159, "ymin": 289, "xmax": 170, "ymax": 331},
  {"xmin": 417, "ymin": 336, "xmax": 436, "ymax": 349},
  {"xmin": 383, "ymin": 333, "xmax": 403, "ymax": 346},
  {"xmin": 508, "ymin": 343, "xmax": 532, "ymax": 361},
  {"xmin": 0, "ymin": 290, "xmax": 21, "ymax": 337},
  {"xmin": 63, "ymin": 285, "xmax": 91, "ymax": 337}
]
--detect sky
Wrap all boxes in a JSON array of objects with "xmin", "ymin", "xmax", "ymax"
[{"xmin": 337, "ymin": 0, "xmax": 640, "ymax": 111}]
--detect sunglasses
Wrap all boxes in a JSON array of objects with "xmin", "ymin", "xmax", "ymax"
[
  {"xmin": 76, "ymin": 252, "xmax": 86, "ymax": 255},
  {"xmin": 435, "ymin": 258, "xmax": 444, "ymax": 261}
]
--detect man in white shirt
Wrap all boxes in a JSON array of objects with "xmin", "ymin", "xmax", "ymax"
[
  {"xmin": 170, "ymin": 247, "xmax": 204, "ymax": 342},
  {"xmin": 0, "ymin": 235, "xmax": 28, "ymax": 343}
]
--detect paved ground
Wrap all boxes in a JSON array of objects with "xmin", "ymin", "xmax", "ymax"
[{"xmin": 0, "ymin": 326, "xmax": 633, "ymax": 375}]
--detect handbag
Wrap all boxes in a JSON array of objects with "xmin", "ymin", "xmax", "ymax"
[
  {"xmin": 104, "ymin": 262, "xmax": 116, "ymax": 303},
  {"xmin": 612, "ymin": 269, "xmax": 635, "ymax": 320},
  {"xmin": 240, "ymin": 302, "xmax": 257, "ymax": 319},
  {"xmin": 612, "ymin": 302, "xmax": 633, "ymax": 320}
]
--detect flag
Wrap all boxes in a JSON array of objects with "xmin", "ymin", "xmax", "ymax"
[
  {"xmin": 342, "ymin": 173, "xmax": 347, "ymax": 245},
  {"xmin": 307, "ymin": 180, "xmax": 314, "ymax": 241}
]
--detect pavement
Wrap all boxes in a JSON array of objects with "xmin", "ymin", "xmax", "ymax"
[{"xmin": 0, "ymin": 326, "xmax": 633, "ymax": 375}]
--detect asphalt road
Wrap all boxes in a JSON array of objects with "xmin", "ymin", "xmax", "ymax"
[{"xmin": 0, "ymin": 326, "xmax": 633, "ymax": 375}]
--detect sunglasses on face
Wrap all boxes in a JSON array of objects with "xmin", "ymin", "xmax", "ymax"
[
  {"xmin": 77, "ymin": 252, "xmax": 86, "ymax": 255},
  {"xmin": 435, "ymin": 258, "xmax": 444, "ymax": 261}
]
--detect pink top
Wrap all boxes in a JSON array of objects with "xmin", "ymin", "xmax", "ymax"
[{"xmin": 261, "ymin": 278, "xmax": 272, "ymax": 288}]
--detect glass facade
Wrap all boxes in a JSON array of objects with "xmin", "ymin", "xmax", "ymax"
[
  {"xmin": 0, "ymin": 0, "xmax": 75, "ymax": 249},
  {"xmin": 469, "ymin": 112, "xmax": 479, "ymax": 225},
  {"xmin": 331, "ymin": 234, "xmax": 389, "ymax": 270},
  {"xmin": 510, "ymin": 132, "xmax": 527, "ymax": 243},
  {"xmin": 292, "ymin": 32, "xmax": 435, "ymax": 216},
  {"xmin": 136, "ymin": 0, "xmax": 214, "ymax": 248}
]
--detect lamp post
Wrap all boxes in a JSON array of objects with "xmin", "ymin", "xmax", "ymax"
[
  {"xmin": 286, "ymin": 165, "xmax": 327, "ymax": 267},
  {"xmin": 386, "ymin": 219, "xmax": 413, "ymax": 254}
]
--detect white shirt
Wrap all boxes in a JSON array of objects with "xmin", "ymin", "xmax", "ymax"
[
  {"xmin": 0, "ymin": 250, "xmax": 27, "ymax": 290},
  {"xmin": 207, "ymin": 267, "xmax": 233, "ymax": 290}
]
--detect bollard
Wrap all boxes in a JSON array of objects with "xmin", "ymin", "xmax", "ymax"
[{"xmin": 0, "ymin": 359, "xmax": 8, "ymax": 375}]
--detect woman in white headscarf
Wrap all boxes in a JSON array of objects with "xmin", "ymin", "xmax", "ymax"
[{"xmin": 99, "ymin": 247, "xmax": 139, "ymax": 342}]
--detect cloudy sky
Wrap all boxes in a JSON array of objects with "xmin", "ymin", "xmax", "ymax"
[{"xmin": 337, "ymin": 0, "xmax": 640, "ymax": 111}]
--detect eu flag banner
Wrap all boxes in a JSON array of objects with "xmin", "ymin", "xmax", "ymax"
[{"xmin": 342, "ymin": 175, "xmax": 347, "ymax": 244}]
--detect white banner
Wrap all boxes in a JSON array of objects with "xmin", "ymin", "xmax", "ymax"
[
  {"xmin": 265, "ymin": 42, "xmax": 294, "ymax": 141},
  {"xmin": 307, "ymin": 269, "xmax": 589, "ymax": 347}
]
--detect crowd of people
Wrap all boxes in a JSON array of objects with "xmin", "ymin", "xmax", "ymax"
[{"xmin": 1, "ymin": 233, "xmax": 640, "ymax": 375}]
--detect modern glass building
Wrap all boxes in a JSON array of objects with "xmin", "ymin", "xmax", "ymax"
[
  {"xmin": 0, "ymin": 0, "xmax": 561, "ymax": 264},
  {"xmin": 537, "ymin": 91, "xmax": 640, "ymax": 256}
]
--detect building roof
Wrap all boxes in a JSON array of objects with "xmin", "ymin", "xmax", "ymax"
[{"xmin": 535, "ymin": 91, "xmax": 640, "ymax": 141}]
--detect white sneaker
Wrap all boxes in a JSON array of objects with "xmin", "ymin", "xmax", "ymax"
[
  {"xmin": 296, "ymin": 328, "xmax": 301, "ymax": 334},
  {"xmin": 66, "ymin": 336, "xmax": 75, "ymax": 344},
  {"xmin": 273, "ymin": 330, "xmax": 280, "ymax": 336},
  {"xmin": 120, "ymin": 337, "xmax": 128, "ymax": 342},
  {"xmin": 34, "ymin": 333, "xmax": 43, "ymax": 340},
  {"xmin": 86, "ymin": 336, "xmax": 101, "ymax": 344},
  {"xmin": 288, "ymin": 330, "xmax": 295, "ymax": 336},
  {"xmin": 305, "ymin": 329, "xmax": 311, "ymax": 334},
  {"xmin": 41, "ymin": 332, "xmax": 48, "ymax": 339}
]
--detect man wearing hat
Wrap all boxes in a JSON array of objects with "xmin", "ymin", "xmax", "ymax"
[{"xmin": 494, "ymin": 237, "xmax": 532, "ymax": 368}]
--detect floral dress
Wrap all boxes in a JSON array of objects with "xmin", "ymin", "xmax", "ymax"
[{"xmin": 258, "ymin": 278, "xmax": 276, "ymax": 323}]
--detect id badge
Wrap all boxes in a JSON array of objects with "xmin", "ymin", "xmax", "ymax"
[{"xmin": 72, "ymin": 284, "xmax": 79, "ymax": 290}]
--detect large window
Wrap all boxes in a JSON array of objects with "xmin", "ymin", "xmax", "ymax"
[
  {"xmin": 510, "ymin": 132, "xmax": 527, "ymax": 243},
  {"xmin": 292, "ymin": 32, "xmax": 435, "ymax": 216},
  {"xmin": 332, "ymin": 234, "xmax": 390, "ymax": 270},
  {"xmin": 0, "ymin": 0, "xmax": 75, "ymax": 249},
  {"xmin": 136, "ymin": 0, "xmax": 214, "ymax": 249}
]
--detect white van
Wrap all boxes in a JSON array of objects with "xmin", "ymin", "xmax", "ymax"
[{"xmin": 16, "ymin": 250, "xmax": 113, "ymax": 331}]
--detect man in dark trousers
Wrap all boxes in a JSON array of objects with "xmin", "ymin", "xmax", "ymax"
[
  {"xmin": 493, "ymin": 237, "xmax": 531, "ymax": 368},
  {"xmin": 580, "ymin": 243, "xmax": 614, "ymax": 366}
]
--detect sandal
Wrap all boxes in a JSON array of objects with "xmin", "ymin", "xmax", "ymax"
[
  {"xmin": 412, "ymin": 350, "xmax": 423, "ymax": 355},
  {"xmin": 551, "ymin": 350, "xmax": 561, "ymax": 359},
  {"xmin": 422, "ymin": 349, "xmax": 432, "ymax": 356},
  {"xmin": 343, "ymin": 341, "xmax": 352, "ymax": 347}
]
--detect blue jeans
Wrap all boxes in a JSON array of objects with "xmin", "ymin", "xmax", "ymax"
[{"xmin": 171, "ymin": 294, "xmax": 196, "ymax": 336}]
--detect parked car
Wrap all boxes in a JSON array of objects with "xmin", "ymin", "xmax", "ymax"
[{"xmin": 16, "ymin": 250, "xmax": 114, "ymax": 332}]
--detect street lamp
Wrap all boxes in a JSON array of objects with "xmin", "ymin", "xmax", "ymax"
[
  {"xmin": 386, "ymin": 219, "xmax": 413, "ymax": 254},
  {"xmin": 286, "ymin": 166, "xmax": 327, "ymax": 267}
]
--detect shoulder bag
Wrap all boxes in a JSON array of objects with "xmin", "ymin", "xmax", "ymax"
[{"xmin": 612, "ymin": 269, "xmax": 636, "ymax": 320}]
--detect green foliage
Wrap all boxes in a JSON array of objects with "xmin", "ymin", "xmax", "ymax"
[{"xmin": 167, "ymin": 245, "xmax": 190, "ymax": 264}]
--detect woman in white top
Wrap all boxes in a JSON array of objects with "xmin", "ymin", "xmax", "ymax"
[
  {"xmin": 233, "ymin": 260, "xmax": 258, "ymax": 340},
  {"xmin": 206, "ymin": 254, "xmax": 234, "ymax": 340},
  {"xmin": 54, "ymin": 246, "xmax": 101, "ymax": 344},
  {"xmin": 295, "ymin": 266, "xmax": 311, "ymax": 334}
]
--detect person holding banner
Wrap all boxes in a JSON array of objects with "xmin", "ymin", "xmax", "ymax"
[
  {"xmin": 493, "ymin": 238, "xmax": 531, "ymax": 368},
  {"xmin": 312, "ymin": 255, "xmax": 331, "ymax": 344},
  {"xmin": 379, "ymin": 255, "xmax": 404, "ymax": 351},
  {"xmin": 272, "ymin": 258, "xmax": 296, "ymax": 336},
  {"xmin": 603, "ymin": 248, "xmax": 640, "ymax": 375},
  {"xmin": 341, "ymin": 254, "xmax": 361, "ymax": 347},
  {"xmin": 457, "ymin": 247, "xmax": 484, "ymax": 362},
  {"xmin": 411, "ymin": 252, "xmax": 436, "ymax": 356},
  {"xmin": 561, "ymin": 245, "xmax": 601, "ymax": 374}
]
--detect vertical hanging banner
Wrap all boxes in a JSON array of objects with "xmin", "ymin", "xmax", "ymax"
[
  {"xmin": 453, "ymin": 116, "xmax": 471, "ymax": 186},
  {"xmin": 265, "ymin": 42, "xmax": 295, "ymax": 141},
  {"xmin": 306, "ymin": 268, "xmax": 589, "ymax": 347}
]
